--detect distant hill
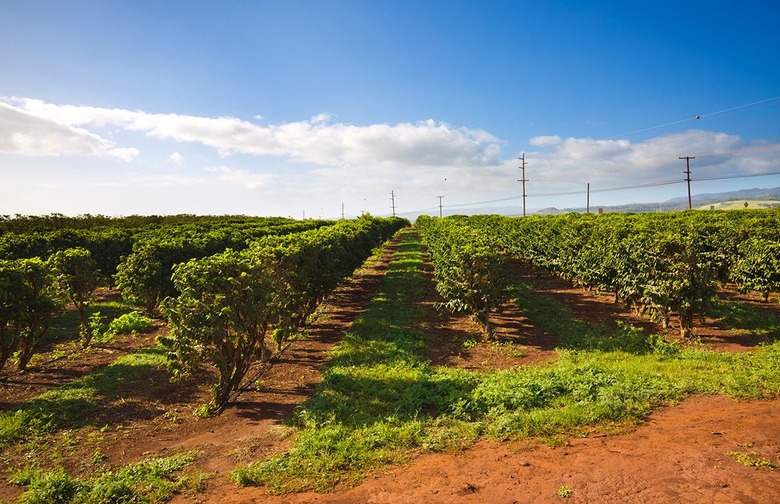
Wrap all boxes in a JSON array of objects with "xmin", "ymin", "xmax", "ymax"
[
  {"xmin": 698, "ymin": 200, "xmax": 780, "ymax": 210},
  {"xmin": 666, "ymin": 186, "xmax": 780, "ymax": 207},
  {"xmin": 536, "ymin": 186, "xmax": 780, "ymax": 215}
]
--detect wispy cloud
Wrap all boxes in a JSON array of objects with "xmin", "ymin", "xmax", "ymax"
[
  {"xmin": 168, "ymin": 151, "xmax": 185, "ymax": 165},
  {"xmin": 205, "ymin": 166, "xmax": 276, "ymax": 188},
  {"xmin": 526, "ymin": 130, "xmax": 776, "ymax": 190},
  {"xmin": 1, "ymin": 97, "xmax": 502, "ymax": 167},
  {"xmin": 37, "ymin": 172, "xmax": 210, "ymax": 188},
  {"xmin": 0, "ymin": 101, "xmax": 138, "ymax": 160}
]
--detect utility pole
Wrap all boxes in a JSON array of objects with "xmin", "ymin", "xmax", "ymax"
[
  {"xmin": 436, "ymin": 195, "xmax": 444, "ymax": 218},
  {"xmin": 341, "ymin": 202, "xmax": 345, "ymax": 220},
  {"xmin": 518, "ymin": 153, "xmax": 528, "ymax": 217},
  {"xmin": 679, "ymin": 156, "xmax": 695, "ymax": 210},
  {"xmin": 390, "ymin": 191, "xmax": 396, "ymax": 217},
  {"xmin": 586, "ymin": 183, "xmax": 590, "ymax": 214}
]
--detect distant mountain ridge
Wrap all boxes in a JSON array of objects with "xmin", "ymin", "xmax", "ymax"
[
  {"xmin": 536, "ymin": 186, "xmax": 780, "ymax": 215},
  {"xmin": 665, "ymin": 186, "xmax": 780, "ymax": 206},
  {"xmin": 397, "ymin": 186, "xmax": 780, "ymax": 219}
]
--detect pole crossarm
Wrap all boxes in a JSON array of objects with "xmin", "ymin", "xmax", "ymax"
[{"xmin": 679, "ymin": 156, "xmax": 695, "ymax": 210}]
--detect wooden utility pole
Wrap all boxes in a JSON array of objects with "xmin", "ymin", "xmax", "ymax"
[
  {"xmin": 586, "ymin": 183, "xmax": 590, "ymax": 213},
  {"xmin": 341, "ymin": 202, "xmax": 345, "ymax": 220},
  {"xmin": 679, "ymin": 156, "xmax": 695, "ymax": 209},
  {"xmin": 436, "ymin": 195, "xmax": 444, "ymax": 218},
  {"xmin": 518, "ymin": 153, "xmax": 528, "ymax": 217},
  {"xmin": 390, "ymin": 191, "xmax": 396, "ymax": 217}
]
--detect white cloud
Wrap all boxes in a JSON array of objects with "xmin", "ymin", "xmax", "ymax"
[
  {"xmin": 68, "ymin": 172, "xmax": 209, "ymax": 188},
  {"xmin": 205, "ymin": 166, "xmax": 276, "ymax": 189},
  {"xmin": 168, "ymin": 151, "xmax": 185, "ymax": 165},
  {"xmin": 529, "ymin": 135, "xmax": 562, "ymax": 147},
  {"xmin": 525, "ymin": 129, "xmax": 770, "ymax": 190},
  {"xmin": 0, "ymin": 101, "xmax": 138, "ymax": 160},
  {"xmin": 1, "ymin": 96, "xmax": 503, "ymax": 168}
]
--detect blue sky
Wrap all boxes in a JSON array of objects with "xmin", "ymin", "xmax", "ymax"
[{"xmin": 1, "ymin": 0, "xmax": 779, "ymax": 218}]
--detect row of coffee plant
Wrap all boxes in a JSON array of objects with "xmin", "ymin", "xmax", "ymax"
[
  {"xmin": 0, "ymin": 215, "xmax": 331, "ymax": 284},
  {"xmin": 418, "ymin": 210, "xmax": 780, "ymax": 338},
  {"xmin": 161, "ymin": 215, "xmax": 408, "ymax": 410},
  {"xmin": 113, "ymin": 219, "xmax": 334, "ymax": 314},
  {"xmin": 0, "ymin": 248, "xmax": 102, "ymax": 371},
  {"xmin": 1, "ymin": 215, "xmax": 399, "ymax": 378},
  {"xmin": 415, "ymin": 215, "xmax": 508, "ymax": 337}
]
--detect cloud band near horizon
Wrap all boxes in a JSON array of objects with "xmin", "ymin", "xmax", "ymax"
[{"xmin": 1, "ymin": 96, "xmax": 777, "ymax": 195}]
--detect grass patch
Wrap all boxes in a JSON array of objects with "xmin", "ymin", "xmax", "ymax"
[
  {"xmin": 231, "ymin": 229, "xmax": 780, "ymax": 494},
  {"xmin": 709, "ymin": 298, "xmax": 780, "ymax": 342},
  {"xmin": 47, "ymin": 296, "xmax": 137, "ymax": 345},
  {"xmin": 0, "ymin": 346, "xmax": 168, "ymax": 448},
  {"xmin": 510, "ymin": 282, "xmax": 680, "ymax": 355},
  {"xmin": 103, "ymin": 311, "xmax": 154, "ymax": 337},
  {"xmin": 10, "ymin": 451, "xmax": 202, "ymax": 503},
  {"xmin": 22, "ymin": 295, "xmax": 143, "ymax": 365},
  {"xmin": 727, "ymin": 450, "xmax": 779, "ymax": 470}
]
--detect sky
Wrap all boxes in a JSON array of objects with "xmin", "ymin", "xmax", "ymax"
[{"xmin": 1, "ymin": 0, "xmax": 779, "ymax": 219}]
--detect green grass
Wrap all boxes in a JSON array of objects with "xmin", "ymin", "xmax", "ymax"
[
  {"xmin": 47, "ymin": 296, "xmax": 137, "ymax": 344},
  {"xmin": 0, "ymin": 346, "xmax": 168, "ymax": 448},
  {"xmin": 10, "ymin": 451, "xmax": 202, "ymax": 503},
  {"xmin": 24, "ymin": 295, "xmax": 143, "ymax": 365},
  {"xmin": 709, "ymin": 298, "xmax": 780, "ymax": 343},
  {"xmin": 231, "ymin": 228, "xmax": 780, "ymax": 494},
  {"xmin": 510, "ymin": 282, "xmax": 679, "ymax": 354},
  {"xmin": 556, "ymin": 485, "xmax": 573, "ymax": 498},
  {"xmin": 103, "ymin": 311, "xmax": 154, "ymax": 337}
]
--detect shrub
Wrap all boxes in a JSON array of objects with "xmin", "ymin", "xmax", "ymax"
[{"xmin": 105, "ymin": 311, "xmax": 153, "ymax": 336}]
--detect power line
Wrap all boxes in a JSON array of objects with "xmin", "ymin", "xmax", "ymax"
[
  {"xmin": 698, "ymin": 95, "xmax": 780, "ymax": 120},
  {"xmin": 411, "ymin": 177, "xmax": 686, "ymax": 213},
  {"xmin": 391, "ymin": 166, "xmax": 780, "ymax": 217},
  {"xmin": 445, "ymin": 194, "xmax": 522, "ymax": 208},
  {"xmin": 693, "ymin": 170, "xmax": 780, "ymax": 182},
  {"xmin": 533, "ymin": 178, "xmax": 686, "ymax": 197},
  {"xmin": 606, "ymin": 94, "xmax": 780, "ymax": 140}
]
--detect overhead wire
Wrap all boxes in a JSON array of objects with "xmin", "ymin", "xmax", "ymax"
[
  {"xmin": 693, "ymin": 170, "xmax": 780, "ymax": 183},
  {"xmin": 605, "ymin": 95, "xmax": 780, "ymax": 140},
  {"xmin": 394, "ymin": 95, "xmax": 780, "ymax": 216},
  {"xmin": 396, "ymin": 169, "xmax": 780, "ymax": 216}
]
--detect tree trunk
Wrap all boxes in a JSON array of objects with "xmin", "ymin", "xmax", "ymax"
[
  {"xmin": 679, "ymin": 308, "xmax": 694, "ymax": 338},
  {"xmin": 78, "ymin": 303, "xmax": 92, "ymax": 348}
]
